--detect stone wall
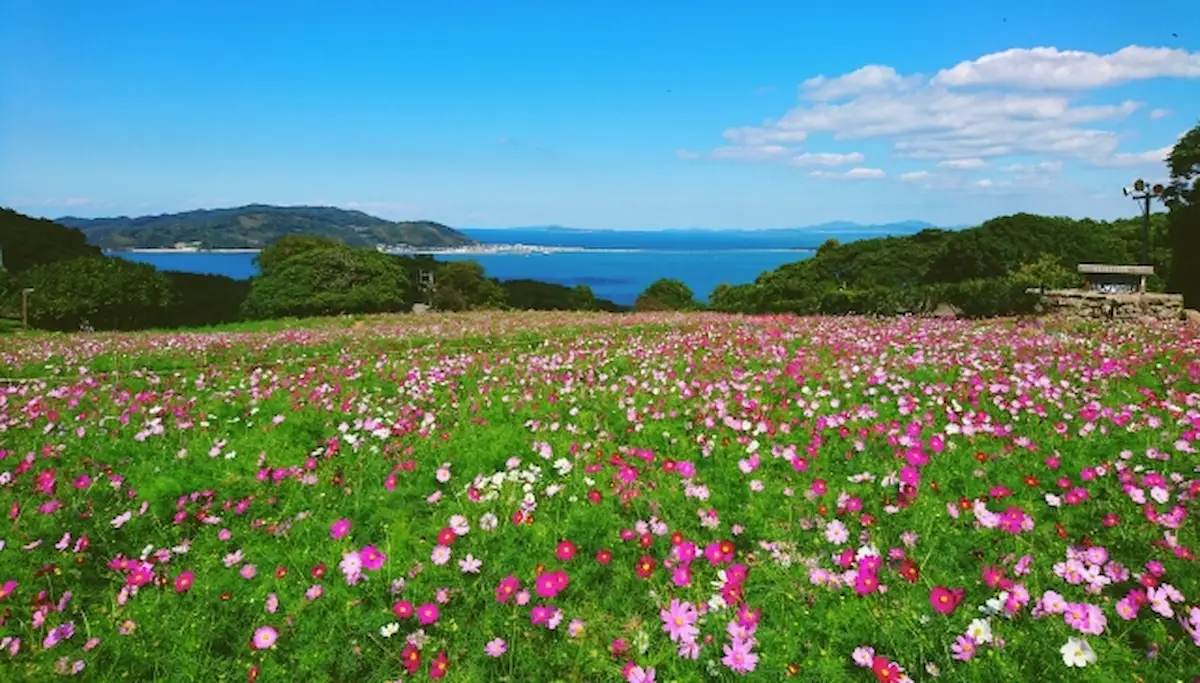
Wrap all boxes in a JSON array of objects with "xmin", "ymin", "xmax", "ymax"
[{"xmin": 1032, "ymin": 288, "xmax": 1184, "ymax": 321}]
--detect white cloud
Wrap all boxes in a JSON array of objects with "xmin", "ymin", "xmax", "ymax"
[
  {"xmin": 900, "ymin": 170, "xmax": 930, "ymax": 182},
  {"xmin": 809, "ymin": 167, "xmax": 885, "ymax": 180},
  {"xmin": 710, "ymin": 144, "xmax": 791, "ymax": 161},
  {"xmin": 801, "ymin": 65, "xmax": 922, "ymax": 101},
  {"xmin": 675, "ymin": 150, "xmax": 702, "ymax": 160},
  {"xmin": 1095, "ymin": 145, "xmax": 1172, "ymax": 167},
  {"xmin": 932, "ymin": 46, "xmax": 1200, "ymax": 89},
  {"xmin": 696, "ymin": 44, "xmax": 1192, "ymax": 174},
  {"xmin": 790, "ymin": 152, "xmax": 864, "ymax": 166},
  {"xmin": 1149, "ymin": 108, "xmax": 1171, "ymax": 119},
  {"xmin": 975, "ymin": 179, "xmax": 994, "ymax": 188},
  {"xmin": 938, "ymin": 158, "xmax": 988, "ymax": 169},
  {"xmin": 1002, "ymin": 160, "xmax": 1063, "ymax": 173}
]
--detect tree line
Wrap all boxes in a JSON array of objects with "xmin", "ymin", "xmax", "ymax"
[
  {"xmin": 638, "ymin": 121, "xmax": 1199, "ymax": 317},
  {"xmin": 0, "ymin": 217, "xmax": 622, "ymax": 332}
]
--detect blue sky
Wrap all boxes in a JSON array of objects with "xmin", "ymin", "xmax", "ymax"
[{"xmin": 1, "ymin": 0, "xmax": 1196, "ymax": 229}]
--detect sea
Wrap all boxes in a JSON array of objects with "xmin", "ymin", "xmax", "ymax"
[{"xmin": 110, "ymin": 227, "xmax": 900, "ymax": 306}]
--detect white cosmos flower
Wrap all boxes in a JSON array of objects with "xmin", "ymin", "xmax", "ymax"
[
  {"xmin": 1060, "ymin": 637, "xmax": 1096, "ymax": 667},
  {"xmin": 966, "ymin": 618, "xmax": 993, "ymax": 644}
]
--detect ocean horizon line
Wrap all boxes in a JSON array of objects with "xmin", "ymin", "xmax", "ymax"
[{"xmin": 107, "ymin": 246, "xmax": 817, "ymax": 256}]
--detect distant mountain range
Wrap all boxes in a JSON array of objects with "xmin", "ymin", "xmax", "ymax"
[
  {"xmin": 57, "ymin": 205, "xmax": 478, "ymax": 250},
  {"xmin": 55, "ymin": 205, "xmax": 964, "ymax": 251}
]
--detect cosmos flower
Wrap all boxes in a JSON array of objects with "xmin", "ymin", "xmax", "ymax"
[{"xmin": 251, "ymin": 626, "xmax": 277, "ymax": 650}]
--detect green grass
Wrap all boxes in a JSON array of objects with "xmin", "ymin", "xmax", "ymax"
[{"xmin": 1, "ymin": 312, "xmax": 1197, "ymax": 682}]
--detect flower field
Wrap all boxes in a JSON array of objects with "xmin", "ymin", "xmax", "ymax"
[{"xmin": 2, "ymin": 312, "xmax": 1199, "ymax": 682}]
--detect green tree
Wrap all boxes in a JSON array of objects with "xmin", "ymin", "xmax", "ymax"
[
  {"xmin": 1007, "ymin": 253, "xmax": 1083, "ymax": 290},
  {"xmin": 255, "ymin": 234, "xmax": 342, "ymax": 276},
  {"xmin": 708, "ymin": 283, "xmax": 761, "ymax": 313},
  {"xmin": 924, "ymin": 214, "xmax": 1126, "ymax": 283},
  {"xmin": 155, "ymin": 272, "xmax": 250, "ymax": 328},
  {"xmin": 14, "ymin": 256, "xmax": 175, "ymax": 331},
  {"xmin": 634, "ymin": 278, "xmax": 697, "ymax": 312},
  {"xmin": 570, "ymin": 284, "xmax": 598, "ymax": 311},
  {"xmin": 1165, "ymin": 121, "xmax": 1200, "ymax": 307},
  {"xmin": 0, "ymin": 208, "xmax": 102, "ymax": 273},
  {"xmin": 241, "ymin": 245, "xmax": 409, "ymax": 319},
  {"xmin": 432, "ymin": 261, "xmax": 506, "ymax": 311}
]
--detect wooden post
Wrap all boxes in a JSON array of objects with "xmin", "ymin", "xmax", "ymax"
[{"xmin": 21, "ymin": 288, "xmax": 33, "ymax": 332}]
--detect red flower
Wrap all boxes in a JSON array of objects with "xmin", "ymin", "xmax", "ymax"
[
  {"xmin": 555, "ymin": 540, "xmax": 577, "ymax": 562},
  {"xmin": 596, "ymin": 549, "xmax": 613, "ymax": 565},
  {"xmin": 898, "ymin": 559, "xmax": 919, "ymax": 584},
  {"xmin": 401, "ymin": 644, "xmax": 421, "ymax": 674},
  {"xmin": 929, "ymin": 585, "xmax": 963, "ymax": 615},
  {"xmin": 871, "ymin": 656, "xmax": 901, "ymax": 682},
  {"xmin": 429, "ymin": 651, "xmax": 449, "ymax": 679},
  {"xmin": 635, "ymin": 555, "xmax": 656, "ymax": 579}
]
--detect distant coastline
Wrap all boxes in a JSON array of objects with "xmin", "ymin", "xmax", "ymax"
[
  {"xmin": 113, "ymin": 248, "xmax": 261, "ymax": 254},
  {"xmin": 109, "ymin": 244, "xmax": 817, "ymax": 256}
]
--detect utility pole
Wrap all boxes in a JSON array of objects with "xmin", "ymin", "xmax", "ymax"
[
  {"xmin": 1122, "ymin": 179, "xmax": 1163, "ymax": 265},
  {"xmin": 21, "ymin": 288, "xmax": 34, "ymax": 332}
]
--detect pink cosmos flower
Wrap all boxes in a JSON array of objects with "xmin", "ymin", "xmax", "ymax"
[
  {"xmin": 330, "ymin": 518, "xmax": 351, "ymax": 539},
  {"xmin": 251, "ymin": 626, "xmax": 278, "ymax": 650},
  {"xmin": 173, "ymin": 571, "xmax": 194, "ymax": 594},
  {"xmin": 951, "ymin": 634, "xmax": 977, "ymax": 661},
  {"xmin": 495, "ymin": 575, "xmax": 520, "ymax": 603},
  {"xmin": 530, "ymin": 605, "xmax": 554, "ymax": 626},
  {"xmin": 722, "ymin": 637, "xmax": 758, "ymax": 674},
  {"xmin": 359, "ymin": 545, "xmax": 386, "ymax": 571},
  {"xmin": 625, "ymin": 665, "xmax": 656, "ymax": 683},
  {"xmin": 393, "ymin": 600, "xmax": 414, "ymax": 619},
  {"xmin": 930, "ymin": 586, "xmax": 963, "ymax": 615},
  {"xmin": 556, "ymin": 540, "xmax": 577, "ymax": 561},
  {"xmin": 484, "ymin": 638, "xmax": 507, "ymax": 657},
  {"xmin": 660, "ymin": 599, "xmax": 699, "ymax": 643},
  {"xmin": 416, "ymin": 602, "xmax": 439, "ymax": 626}
]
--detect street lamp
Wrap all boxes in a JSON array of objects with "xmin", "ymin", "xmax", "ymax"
[
  {"xmin": 21, "ymin": 288, "xmax": 34, "ymax": 332},
  {"xmin": 1121, "ymin": 179, "xmax": 1163, "ymax": 266}
]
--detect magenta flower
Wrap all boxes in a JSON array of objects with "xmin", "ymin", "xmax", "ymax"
[
  {"xmin": 173, "ymin": 571, "xmax": 195, "ymax": 594},
  {"xmin": 530, "ymin": 605, "xmax": 554, "ymax": 626},
  {"xmin": 930, "ymin": 586, "xmax": 963, "ymax": 615},
  {"xmin": 495, "ymin": 575, "xmax": 520, "ymax": 603},
  {"xmin": 416, "ymin": 602, "xmax": 439, "ymax": 626},
  {"xmin": 330, "ymin": 518, "xmax": 351, "ymax": 539},
  {"xmin": 359, "ymin": 545, "xmax": 386, "ymax": 571}
]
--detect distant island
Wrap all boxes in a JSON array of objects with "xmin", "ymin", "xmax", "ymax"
[{"xmin": 56, "ymin": 204, "xmax": 479, "ymax": 251}]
